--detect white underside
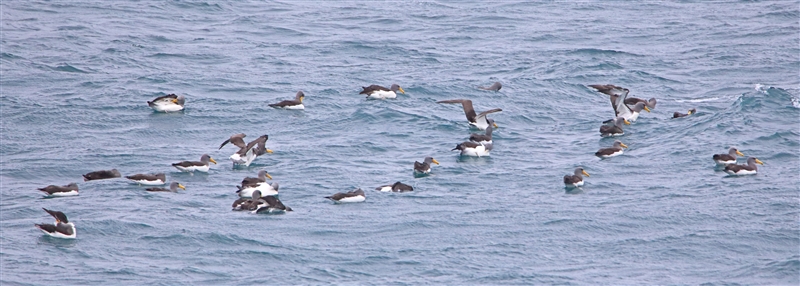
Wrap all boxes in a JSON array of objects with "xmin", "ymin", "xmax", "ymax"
[
  {"xmin": 335, "ymin": 195, "xmax": 366, "ymax": 203},
  {"xmin": 39, "ymin": 224, "xmax": 76, "ymax": 239},
  {"xmin": 715, "ymin": 159, "xmax": 736, "ymax": 165},
  {"xmin": 460, "ymin": 145, "xmax": 490, "ymax": 157},
  {"xmin": 129, "ymin": 179, "xmax": 165, "ymax": 186},
  {"xmin": 627, "ymin": 111, "xmax": 640, "ymax": 122},
  {"xmin": 230, "ymin": 149, "xmax": 258, "ymax": 166},
  {"xmin": 474, "ymin": 140, "xmax": 492, "ymax": 145},
  {"xmin": 238, "ymin": 183, "xmax": 277, "ymax": 198},
  {"xmin": 251, "ymin": 206, "xmax": 285, "ymax": 214},
  {"xmin": 598, "ymin": 150, "xmax": 624, "ymax": 158},
  {"xmin": 151, "ymin": 103, "xmax": 184, "ymax": 112},
  {"xmin": 367, "ymin": 90, "xmax": 397, "ymax": 99},
  {"xmin": 45, "ymin": 190, "xmax": 79, "ymax": 197},
  {"xmin": 601, "ymin": 132, "xmax": 624, "ymax": 137},
  {"xmin": 470, "ymin": 120, "xmax": 490, "ymax": 130},
  {"xmin": 282, "ymin": 104, "xmax": 304, "ymax": 110},
  {"xmin": 414, "ymin": 168, "xmax": 431, "ymax": 174},
  {"xmin": 174, "ymin": 165, "xmax": 210, "ymax": 172},
  {"xmin": 725, "ymin": 169, "xmax": 757, "ymax": 176},
  {"xmin": 566, "ymin": 180, "xmax": 584, "ymax": 187},
  {"xmin": 378, "ymin": 186, "xmax": 393, "ymax": 192}
]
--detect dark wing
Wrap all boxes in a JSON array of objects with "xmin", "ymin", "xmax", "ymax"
[
  {"xmin": 712, "ymin": 154, "xmax": 734, "ymax": 161},
  {"xmin": 563, "ymin": 175, "xmax": 578, "ymax": 184},
  {"xmin": 43, "ymin": 208, "xmax": 68, "ymax": 223},
  {"xmin": 624, "ymin": 97, "xmax": 645, "ymax": 106},
  {"xmin": 125, "ymin": 173, "xmax": 164, "ymax": 181},
  {"xmin": 724, "ymin": 164, "xmax": 746, "ymax": 173},
  {"xmin": 595, "ymin": 147, "xmax": 620, "ymax": 157},
  {"xmin": 325, "ymin": 192, "xmax": 348, "ymax": 201},
  {"xmin": 240, "ymin": 135, "xmax": 268, "ymax": 156},
  {"xmin": 145, "ymin": 187, "xmax": 169, "ymax": 192},
  {"xmin": 219, "ymin": 133, "xmax": 246, "ymax": 150},
  {"xmin": 437, "ymin": 99, "xmax": 477, "ymax": 122},
  {"xmin": 38, "ymin": 185, "xmax": 66, "ymax": 194},
  {"xmin": 413, "ymin": 161, "xmax": 427, "ymax": 172},
  {"xmin": 359, "ymin": 85, "xmax": 390, "ymax": 95},
  {"xmin": 240, "ymin": 177, "xmax": 262, "ymax": 186},
  {"xmin": 469, "ymin": 133, "xmax": 490, "ymax": 142},
  {"xmin": 475, "ymin": 108, "xmax": 502, "ymax": 124},
  {"xmin": 172, "ymin": 161, "xmax": 203, "ymax": 168},
  {"xmin": 147, "ymin": 94, "xmax": 178, "ymax": 106},
  {"xmin": 599, "ymin": 125, "xmax": 622, "ymax": 135},
  {"xmin": 269, "ymin": 100, "xmax": 301, "ymax": 108},
  {"xmin": 35, "ymin": 223, "xmax": 58, "ymax": 233},
  {"xmin": 83, "ymin": 170, "xmax": 118, "ymax": 181}
]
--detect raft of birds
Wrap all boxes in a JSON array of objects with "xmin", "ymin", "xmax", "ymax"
[{"xmin": 34, "ymin": 82, "xmax": 765, "ymax": 239}]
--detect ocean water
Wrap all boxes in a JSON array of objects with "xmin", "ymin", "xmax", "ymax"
[{"xmin": 1, "ymin": 1, "xmax": 799, "ymax": 284}]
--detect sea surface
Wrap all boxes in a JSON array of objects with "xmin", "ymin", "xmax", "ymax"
[{"xmin": 1, "ymin": 1, "xmax": 799, "ymax": 284}]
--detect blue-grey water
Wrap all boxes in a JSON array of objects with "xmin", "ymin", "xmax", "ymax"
[{"xmin": 2, "ymin": 1, "xmax": 799, "ymax": 284}]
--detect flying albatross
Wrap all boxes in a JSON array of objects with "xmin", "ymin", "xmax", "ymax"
[
  {"xmin": 437, "ymin": 99, "xmax": 502, "ymax": 130},
  {"xmin": 589, "ymin": 84, "xmax": 651, "ymax": 122},
  {"xmin": 218, "ymin": 133, "xmax": 273, "ymax": 167}
]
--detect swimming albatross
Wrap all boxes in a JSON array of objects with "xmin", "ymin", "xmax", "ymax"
[
  {"xmin": 413, "ymin": 157, "xmax": 440, "ymax": 175},
  {"xmin": 437, "ymin": 99, "xmax": 502, "ymax": 130},
  {"xmin": 360, "ymin": 84, "xmax": 405, "ymax": 99},
  {"xmin": 595, "ymin": 140, "xmax": 628, "ymax": 158},
  {"xmin": 35, "ymin": 208, "xmax": 76, "ymax": 239},
  {"xmin": 38, "ymin": 183, "xmax": 79, "ymax": 197},
  {"xmin": 563, "ymin": 167, "xmax": 590, "ymax": 188},
  {"xmin": 145, "ymin": 182, "xmax": 186, "ymax": 192},
  {"xmin": 599, "ymin": 116, "xmax": 630, "ymax": 137},
  {"xmin": 147, "ymin": 94, "xmax": 185, "ymax": 112},
  {"xmin": 172, "ymin": 154, "xmax": 217, "ymax": 173},
  {"xmin": 218, "ymin": 133, "xmax": 273, "ymax": 166},
  {"xmin": 478, "ymin": 82, "xmax": 502, "ymax": 91},
  {"xmin": 82, "ymin": 169, "xmax": 121, "ymax": 181},
  {"xmin": 269, "ymin": 91, "xmax": 305, "ymax": 109},
  {"xmin": 712, "ymin": 147, "xmax": 745, "ymax": 165},
  {"xmin": 724, "ymin": 157, "xmax": 764, "ymax": 176},
  {"xmin": 125, "ymin": 173, "xmax": 167, "ymax": 185},
  {"xmin": 325, "ymin": 188, "xmax": 366, "ymax": 203},
  {"xmin": 673, "ymin": 108, "xmax": 696, "ymax": 118}
]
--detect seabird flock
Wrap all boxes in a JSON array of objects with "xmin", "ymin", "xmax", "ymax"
[{"xmin": 34, "ymin": 82, "xmax": 764, "ymax": 239}]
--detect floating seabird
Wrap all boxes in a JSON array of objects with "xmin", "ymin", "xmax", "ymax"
[
  {"xmin": 563, "ymin": 167, "xmax": 590, "ymax": 188},
  {"xmin": 469, "ymin": 119, "xmax": 495, "ymax": 144},
  {"xmin": 38, "ymin": 183, "xmax": 79, "ymax": 197},
  {"xmin": 269, "ymin": 91, "xmax": 305, "ymax": 110},
  {"xmin": 595, "ymin": 140, "xmax": 628, "ymax": 158},
  {"xmin": 240, "ymin": 170, "xmax": 272, "ymax": 186},
  {"xmin": 452, "ymin": 141, "xmax": 492, "ymax": 157},
  {"xmin": 34, "ymin": 208, "xmax": 75, "ymax": 239},
  {"xmin": 172, "ymin": 154, "xmax": 217, "ymax": 172},
  {"xmin": 413, "ymin": 157, "xmax": 440, "ymax": 175},
  {"xmin": 125, "ymin": 173, "xmax": 166, "ymax": 185},
  {"xmin": 589, "ymin": 84, "xmax": 651, "ymax": 122},
  {"xmin": 325, "ymin": 188, "xmax": 366, "ymax": 203},
  {"xmin": 218, "ymin": 134, "xmax": 273, "ymax": 166},
  {"xmin": 237, "ymin": 181, "xmax": 279, "ymax": 198},
  {"xmin": 375, "ymin": 182, "xmax": 414, "ymax": 192},
  {"xmin": 625, "ymin": 97, "xmax": 657, "ymax": 109},
  {"xmin": 359, "ymin": 84, "xmax": 405, "ymax": 99},
  {"xmin": 478, "ymin": 82, "xmax": 502, "ymax": 91},
  {"xmin": 145, "ymin": 182, "xmax": 186, "ymax": 192},
  {"xmin": 724, "ymin": 157, "xmax": 764, "ymax": 176},
  {"xmin": 713, "ymin": 147, "xmax": 745, "ymax": 165},
  {"xmin": 82, "ymin": 169, "xmax": 121, "ymax": 181},
  {"xmin": 599, "ymin": 116, "xmax": 630, "ymax": 137},
  {"xmin": 147, "ymin": 94, "xmax": 185, "ymax": 112},
  {"xmin": 673, "ymin": 108, "xmax": 696, "ymax": 118},
  {"xmin": 253, "ymin": 196, "xmax": 292, "ymax": 214},
  {"xmin": 437, "ymin": 99, "xmax": 502, "ymax": 130},
  {"xmin": 232, "ymin": 190, "xmax": 265, "ymax": 211}
]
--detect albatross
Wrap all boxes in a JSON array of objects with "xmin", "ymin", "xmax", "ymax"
[
  {"xmin": 469, "ymin": 119, "xmax": 495, "ymax": 144},
  {"xmin": 713, "ymin": 147, "xmax": 745, "ymax": 165},
  {"xmin": 589, "ymin": 84, "xmax": 651, "ymax": 122},
  {"xmin": 172, "ymin": 154, "xmax": 217, "ymax": 173},
  {"xmin": 82, "ymin": 169, "xmax": 121, "ymax": 181},
  {"xmin": 599, "ymin": 116, "xmax": 630, "ymax": 137},
  {"xmin": 145, "ymin": 182, "xmax": 186, "ymax": 192},
  {"xmin": 325, "ymin": 188, "xmax": 366, "ymax": 203},
  {"xmin": 413, "ymin": 157, "xmax": 440, "ymax": 175},
  {"xmin": 724, "ymin": 157, "xmax": 764, "ymax": 176},
  {"xmin": 478, "ymin": 82, "xmax": 502, "ymax": 91},
  {"xmin": 38, "ymin": 183, "xmax": 79, "ymax": 197},
  {"xmin": 437, "ymin": 99, "xmax": 502, "ymax": 130},
  {"xmin": 125, "ymin": 173, "xmax": 166, "ymax": 185},
  {"xmin": 563, "ymin": 167, "xmax": 590, "ymax": 188},
  {"xmin": 147, "ymin": 94, "xmax": 185, "ymax": 112},
  {"xmin": 34, "ymin": 208, "xmax": 76, "ymax": 239},
  {"xmin": 268, "ymin": 91, "xmax": 305, "ymax": 110},
  {"xmin": 673, "ymin": 108, "xmax": 696, "ymax": 118},
  {"xmin": 218, "ymin": 133, "xmax": 273, "ymax": 167},
  {"xmin": 452, "ymin": 141, "xmax": 492, "ymax": 157},
  {"xmin": 595, "ymin": 140, "xmax": 628, "ymax": 158},
  {"xmin": 376, "ymin": 182, "xmax": 414, "ymax": 192},
  {"xmin": 360, "ymin": 84, "xmax": 405, "ymax": 99}
]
